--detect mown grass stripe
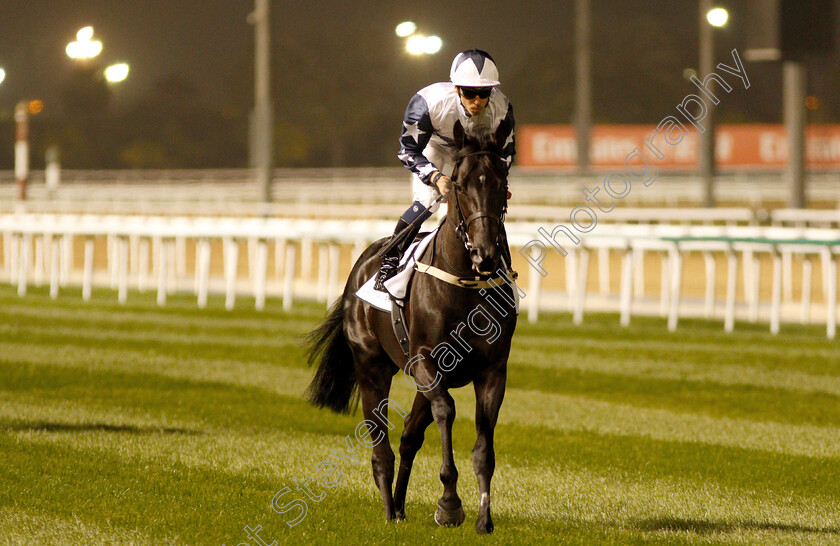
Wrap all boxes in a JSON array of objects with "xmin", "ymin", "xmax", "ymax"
[
  {"xmin": 5, "ymin": 327, "xmax": 840, "ymax": 441},
  {"xmin": 511, "ymin": 351, "xmax": 840, "ymax": 398},
  {"xmin": 0, "ymin": 325, "xmax": 307, "ymax": 368},
  {"xmin": 0, "ymin": 362, "xmax": 349, "ymax": 438},
  {"xmin": 4, "ymin": 345, "xmax": 840, "ymax": 461},
  {"xmin": 10, "ymin": 401, "xmax": 840, "ymax": 509},
  {"xmin": 507, "ymin": 365, "xmax": 840, "ymax": 427},
  {"xmin": 516, "ymin": 313, "xmax": 840, "ymax": 377},
  {"xmin": 0, "ymin": 434, "xmax": 755, "ymax": 546},
  {"xmin": 0, "ymin": 285, "xmax": 324, "ymax": 317},
  {"xmin": 0, "ymin": 341, "xmax": 315, "ymax": 395},
  {"xmin": 490, "ymin": 387, "xmax": 840, "ymax": 459},
  {"xmin": 0, "ymin": 433, "xmax": 295, "ymax": 545},
  {"xmin": 1, "ymin": 301, "xmax": 317, "ymax": 336},
  {"xmin": 4, "ymin": 360, "xmax": 840, "ymax": 505},
  {"xmin": 5, "ymin": 422, "xmax": 840, "ymax": 546},
  {"xmin": 512, "ymin": 334, "xmax": 840, "ymax": 377},
  {"xmin": 0, "ymin": 507, "xmax": 169, "ymax": 546},
  {"xmin": 9, "ymin": 314, "xmax": 840, "ymax": 402},
  {"xmin": 3, "ymin": 285, "xmax": 840, "ymax": 544}
]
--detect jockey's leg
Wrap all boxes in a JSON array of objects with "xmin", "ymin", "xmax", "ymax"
[{"xmin": 374, "ymin": 202, "xmax": 431, "ymax": 291}]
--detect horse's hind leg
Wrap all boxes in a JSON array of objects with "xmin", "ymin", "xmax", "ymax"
[
  {"xmin": 393, "ymin": 391, "xmax": 434, "ymax": 520},
  {"xmin": 358, "ymin": 367, "xmax": 398, "ymax": 521},
  {"xmin": 472, "ymin": 368, "xmax": 506, "ymax": 534}
]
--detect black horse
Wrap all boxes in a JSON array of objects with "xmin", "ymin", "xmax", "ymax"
[{"xmin": 305, "ymin": 121, "xmax": 518, "ymax": 534}]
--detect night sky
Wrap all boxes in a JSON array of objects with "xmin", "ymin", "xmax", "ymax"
[
  {"xmin": 1, "ymin": 1, "xmax": 838, "ymax": 169},
  {"xmin": 2, "ymin": 1, "xmax": 255, "ymax": 108},
  {"xmin": 1, "ymin": 1, "xmax": 695, "ymax": 111}
]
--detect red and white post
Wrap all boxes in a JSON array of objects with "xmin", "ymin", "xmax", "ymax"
[{"xmin": 14, "ymin": 101, "xmax": 29, "ymax": 203}]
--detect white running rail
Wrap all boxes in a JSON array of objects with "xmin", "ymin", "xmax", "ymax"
[{"xmin": 2, "ymin": 213, "xmax": 838, "ymax": 338}]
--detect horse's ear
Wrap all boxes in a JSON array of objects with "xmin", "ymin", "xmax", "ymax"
[
  {"xmin": 494, "ymin": 120, "xmax": 508, "ymax": 151},
  {"xmin": 453, "ymin": 120, "xmax": 465, "ymax": 149}
]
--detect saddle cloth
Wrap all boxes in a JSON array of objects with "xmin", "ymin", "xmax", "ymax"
[{"xmin": 355, "ymin": 229, "xmax": 439, "ymax": 311}]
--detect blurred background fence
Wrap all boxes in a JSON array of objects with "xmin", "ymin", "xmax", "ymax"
[
  {"xmin": 1, "ymin": 169, "xmax": 838, "ymax": 338},
  {"xmin": 2, "ymin": 169, "xmax": 840, "ymax": 212}
]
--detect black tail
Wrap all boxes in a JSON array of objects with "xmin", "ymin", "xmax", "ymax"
[{"xmin": 305, "ymin": 296, "xmax": 358, "ymax": 414}]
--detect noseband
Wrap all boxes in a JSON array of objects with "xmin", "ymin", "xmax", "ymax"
[{"xmin": 448, "ymin": 150, "xmax": 508, "ymax": 250}]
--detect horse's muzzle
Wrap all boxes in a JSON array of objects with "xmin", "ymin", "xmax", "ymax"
[{"xmin": 470, "ymin": 247, "xmax": 499, "ymax": 276}]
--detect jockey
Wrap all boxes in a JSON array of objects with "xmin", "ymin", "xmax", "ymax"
[{"xmin": 374, "ymin": 48, "xmax": 516, "ymax": 291}]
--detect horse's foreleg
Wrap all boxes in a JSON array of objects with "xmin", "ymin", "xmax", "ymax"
[
  {"xmin": 472, "ymin": 369, "xmax": 506, "ymax": 534},
  {"xmin": 394, "ymin": 391, "xmax": 434, "ymax": 520},
  {"xmin": 430, "ymin": 391, "xmax": 465, "ymax": 527},
  {"xmin": 359, "ymin": 379, "xmax": 397, "ymax": 520}
]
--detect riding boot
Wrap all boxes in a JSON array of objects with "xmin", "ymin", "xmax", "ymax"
[
  {"xmin": 374, "ymin": 202, "xmax": 432, "ymax": 292},
  {"xmin": 374, "ymin": 220, "xmax": 409, "ymax": 291}
]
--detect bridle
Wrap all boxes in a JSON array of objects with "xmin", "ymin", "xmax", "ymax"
[
  {"xmin": 447, "ymin": 150, "xmax": 508, "ymax": 252},
  {"xmin": 412, "ymin": 148, "xmax": 517, "ymax": 292}
]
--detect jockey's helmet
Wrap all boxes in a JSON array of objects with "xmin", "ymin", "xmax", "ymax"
[{"xmin": 449, "ymin": 49, "xmax": 500, "ymax": 87}]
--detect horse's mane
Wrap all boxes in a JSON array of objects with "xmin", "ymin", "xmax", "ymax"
[{"xmin": 453, "ymin": 128, "xmax": 503, "ymax": 164}]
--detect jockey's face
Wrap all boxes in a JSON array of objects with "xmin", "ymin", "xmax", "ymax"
[{"xmin": 457, "ymin": 87, "xmax": 490, "ymax": 116}]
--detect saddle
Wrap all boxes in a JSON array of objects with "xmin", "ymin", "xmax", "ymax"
[
  {"xmin": 355, "ymin": 230, "xmax": 438, "ymax": 311},
  {"xmin": 355, "ymin": 228, "xmax": 519, "ymax": 358}
]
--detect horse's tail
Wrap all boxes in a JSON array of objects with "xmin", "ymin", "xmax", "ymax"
[{"xmin": 305, "ymin": 296, "xmax": 358, "ymax": 414}]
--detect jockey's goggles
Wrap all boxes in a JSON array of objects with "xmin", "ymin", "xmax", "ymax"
[{"xmin": 458, "ymin": 87, "xmax": 492, "ymax": 100}]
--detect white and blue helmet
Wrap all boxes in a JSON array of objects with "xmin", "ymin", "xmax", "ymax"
[{"xmin": 449, "ymin": 49, "xmax": 500, "ymax": 87}]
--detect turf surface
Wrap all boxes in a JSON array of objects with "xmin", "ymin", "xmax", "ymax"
[{"xmin": 1, "ymin": 285, "xmax": 839, "ymax": 545}]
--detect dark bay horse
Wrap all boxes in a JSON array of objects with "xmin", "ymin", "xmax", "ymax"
[{"xmin": 305, "ymin": 121, "xmax": 517, "ymax": 534}]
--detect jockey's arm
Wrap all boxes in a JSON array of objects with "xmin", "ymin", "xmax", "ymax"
[{"xmin": 397, "ymin": 94, "xmax": 440, "ymax": 186}]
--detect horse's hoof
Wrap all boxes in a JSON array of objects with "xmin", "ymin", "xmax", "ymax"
[
  {"xmin": 476, "ymin": 516, "xmax": 494, "ymax": 534},
  {"xmin": 434, "ymin": 503, "xmax": 466, "ymax": 527},
  {"xmin": 395, "ymin": 510, "xmax": 406, "ymax": 522}
]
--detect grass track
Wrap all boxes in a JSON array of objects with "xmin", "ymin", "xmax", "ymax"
[{"xmin": 1, "ymin": 285, "xmax": 839, "ymax": 545}]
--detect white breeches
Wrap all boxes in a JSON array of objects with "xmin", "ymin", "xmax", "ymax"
[{"xmin": 411, "ymin": 174, "xmax": 443, "ymax": 213}]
